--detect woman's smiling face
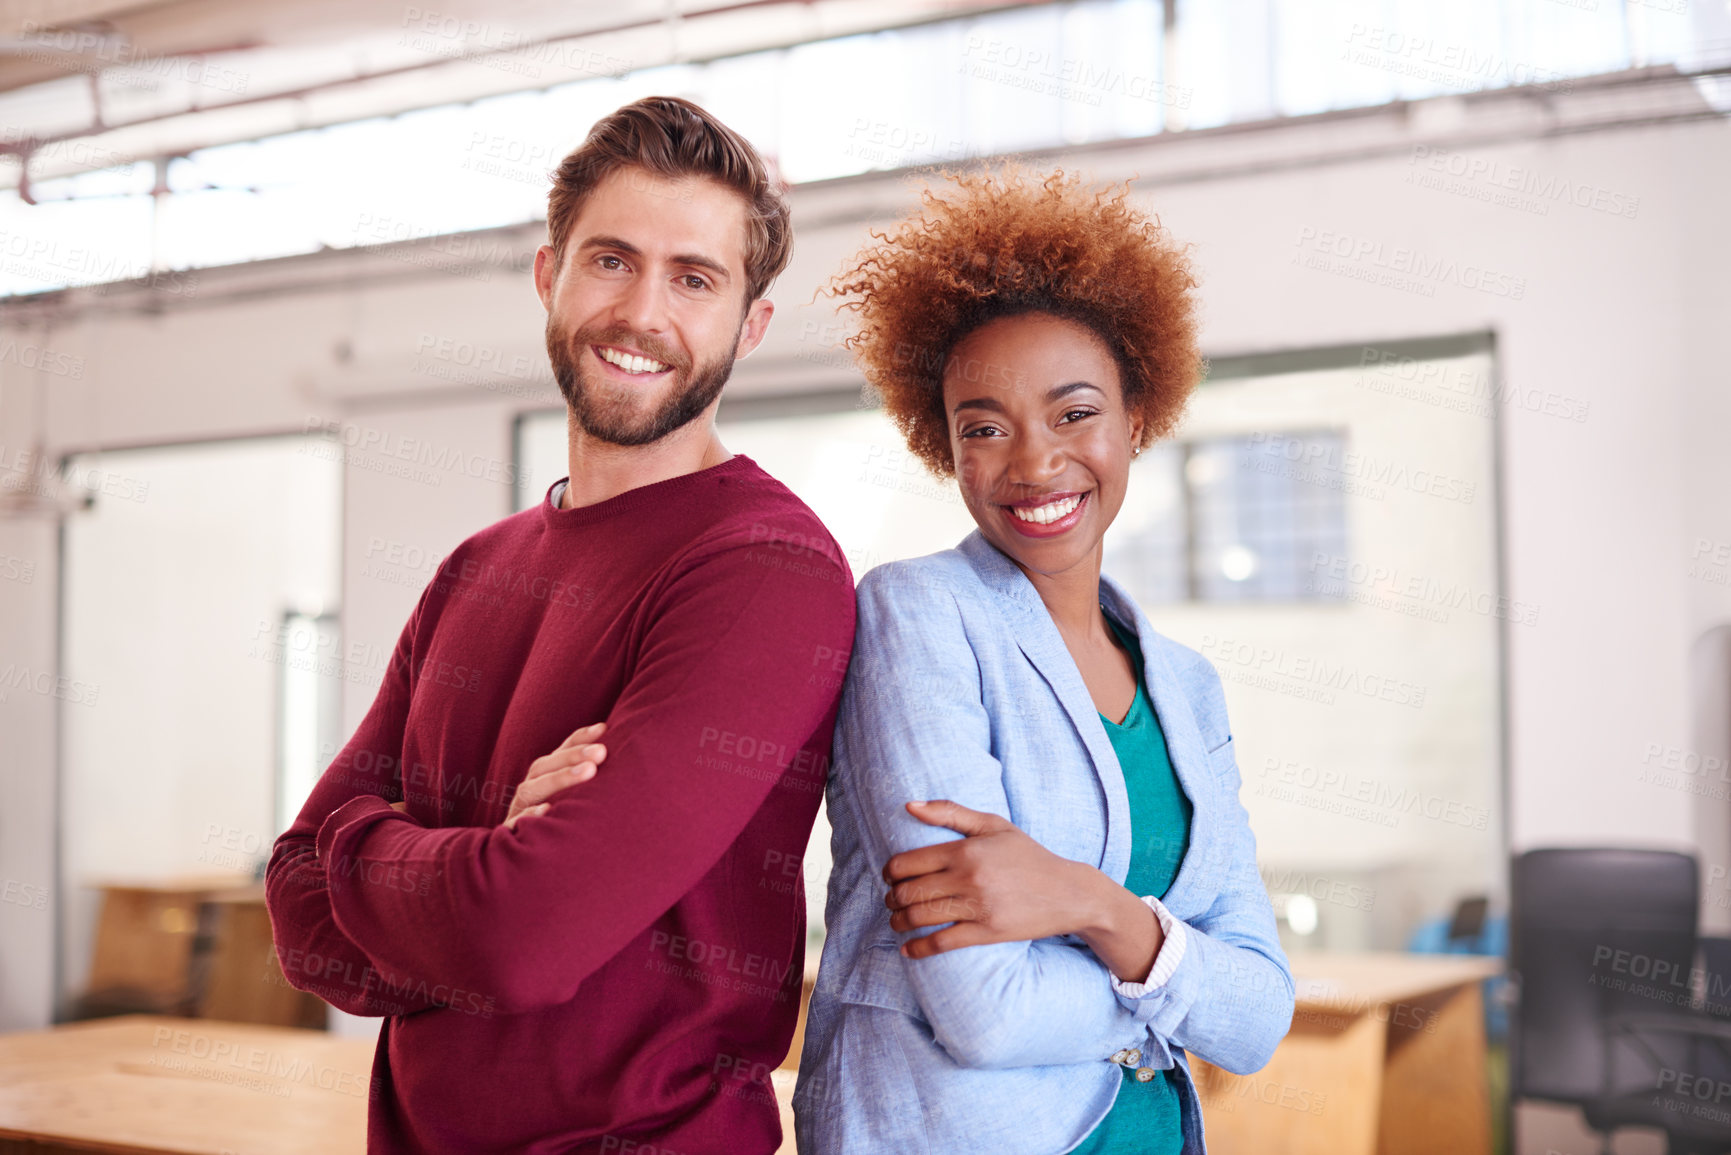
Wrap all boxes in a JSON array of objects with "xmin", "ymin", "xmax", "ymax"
[{"xmin": 942, "ymin": 311, "xmax": 1144, "ymax": 581}]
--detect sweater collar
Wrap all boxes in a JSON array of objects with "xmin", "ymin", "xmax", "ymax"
[{"xmin": 539, "ymin": 453, "xmax": 757, "ymax": 527}]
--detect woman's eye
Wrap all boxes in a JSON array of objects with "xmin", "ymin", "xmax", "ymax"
[
  {"xmin": 959, "ymin": 426, "xmax": 1002, "ymax": 439},
  {"xmin": 1060, "ymin": 408, "xmax": 1099, "ymax": 424}
]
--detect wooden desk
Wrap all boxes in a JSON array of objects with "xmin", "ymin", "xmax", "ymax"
[
  {"xmin": 1191, "ymin": 952, "xmax": 1502, "ymax": 1155},
  {"xmin": 0, "ymin": 1016, "xmax": 373, "ymax": 1154},
  {"xmin": 77, "ymin": 879, "xmax": 325, "ymax": 1029}
]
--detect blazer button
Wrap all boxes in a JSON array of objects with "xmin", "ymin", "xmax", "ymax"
[
  {"xmin": 1108, "ymin": 1050, "xmax": 1130, "ymax": 1065},
  {"xmin": 1121, "ymin": 1048, "xmax": 1142, "ymax": 1067},
  {"xmin": 1135, "ymin": 1067, "xmax": 1158, "ymax": 1083}
]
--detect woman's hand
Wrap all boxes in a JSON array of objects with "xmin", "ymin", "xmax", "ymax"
[
  {"xmin": 886, "ymin": 799, "xmax": 1164, "ymax": 983},
  {"xmin": 503, "ymin": 722, "xmax": 608, "ymax": 829}
]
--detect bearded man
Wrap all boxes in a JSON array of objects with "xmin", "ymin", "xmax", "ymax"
[{"xmin": 266, "ymin": 96, "xmax": 855, "ymax": 1155}]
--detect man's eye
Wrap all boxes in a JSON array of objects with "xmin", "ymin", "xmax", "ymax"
[
  {"xmin": 683, "ymin": 275, "xmax": 709, "ymax": 291},
  {"xmin": 598, "ymin": 255, "xmax": 624, "ymax": 270}
]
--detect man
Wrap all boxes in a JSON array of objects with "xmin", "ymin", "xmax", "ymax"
[{"xmin": 266, "ymin": 96, "xmax": 855, "ymax": 1154}]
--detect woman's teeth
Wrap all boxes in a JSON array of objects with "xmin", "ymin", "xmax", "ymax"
[
  {"xmin": 597, "ymin": 346, "xmax": 669, "ymax": 375},
  {"xmin": 1008, "ymin": 494, "xmax": 1082, "ymax": 524}
]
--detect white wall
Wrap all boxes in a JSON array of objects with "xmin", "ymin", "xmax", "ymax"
[{"xmin": 1, "ymin": 68, "xmax": 1726, "ymax": 1027}]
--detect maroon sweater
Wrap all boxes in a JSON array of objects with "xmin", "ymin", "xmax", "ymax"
[{"xmin": 265, "ymin": 456, "xmax": 855, "ymax": 1154}]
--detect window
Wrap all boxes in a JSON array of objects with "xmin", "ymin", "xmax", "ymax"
[
  {"xmin": 3, "ymin": 0, "xmax": 1703, "ymax": 295},
  {"xmin": 1104, "ymin": 429, "xmax": 1351, "ymax": 603},
  {"xmin": 275, "ymin": 610, "xmax": 342, "ymax": 838}
]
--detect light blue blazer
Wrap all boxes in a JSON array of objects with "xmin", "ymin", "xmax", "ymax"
[{"xmin": 794, "ymin": 531, "xmax": 1294, "ymax": 1155}]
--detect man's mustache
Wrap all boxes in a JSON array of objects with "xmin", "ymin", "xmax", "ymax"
[{"xmin": 567, "ymin": 325, "xmax": 690, "ymax": 373}]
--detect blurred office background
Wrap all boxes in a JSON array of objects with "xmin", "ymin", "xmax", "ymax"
[{"xmin": 0, "ymin": 1, "xmax": 1727, "ymax": 1152}]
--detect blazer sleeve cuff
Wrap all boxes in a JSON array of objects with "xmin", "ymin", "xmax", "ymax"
[{"xmin": 1109, "ymin": 895, "xmax": 1189, "ymax": 998}]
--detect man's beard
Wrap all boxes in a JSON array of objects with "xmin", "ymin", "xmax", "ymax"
[{"xmin": 547, "ymin": 319, "xmax": 736, "ymax": 447}]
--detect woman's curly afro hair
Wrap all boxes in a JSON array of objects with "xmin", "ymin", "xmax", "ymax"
[{"xmin": 828, "ymin": 167, "xmax": 1203, "ymax": 477}]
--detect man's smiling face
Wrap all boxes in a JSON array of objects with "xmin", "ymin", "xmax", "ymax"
[{"xmin": 536, "ymin": 164, "xmax": 769, "ymax": 446}]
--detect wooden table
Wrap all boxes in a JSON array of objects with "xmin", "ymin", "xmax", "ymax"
[
  {"xmin": 1191, "ymin": 952, "xmax": 1503, "ymax": 1155},
  {"xmin": 0, "ymin": 1016, "xmax": 373, "ymax": 1154},
  {"xmin": 0, "ymin": 1016, "xmax": 799, "ymax": 1155}
]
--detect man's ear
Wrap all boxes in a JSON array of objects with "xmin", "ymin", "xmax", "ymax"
[
  {"xmin": 533, "ymin": 245, "xmax": 558, "ymax": 311},
  {"xmin": 733, "ymin": 297, "xmax": 775, "ymax": 360}
]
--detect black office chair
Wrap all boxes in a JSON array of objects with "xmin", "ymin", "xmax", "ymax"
[{"xmin": 1511, "ymin": 848, "xmax": 1731, "ymax": 1154}]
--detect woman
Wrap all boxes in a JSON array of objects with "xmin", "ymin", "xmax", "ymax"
[{"xmin": 793, "ymin": 169, "xmax": 1294, "ymax": 1154}]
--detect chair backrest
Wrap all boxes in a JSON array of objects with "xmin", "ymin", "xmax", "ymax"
[
  {"xmin": 1510, "ymin": 848, "xmax": 1699, "ymax": 1104},
  {"xmin": 1448, "ymin": 895, "xmax": 1490, "ymax": 943}
]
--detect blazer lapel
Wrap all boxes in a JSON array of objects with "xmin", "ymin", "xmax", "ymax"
[
  {"xmin": 957, "ymin": 532, "xmax": 1132, "ymax": 881},
  {"xmin": 1100, "ymin": 574, "xmax": 1216, "ymax": 920}
]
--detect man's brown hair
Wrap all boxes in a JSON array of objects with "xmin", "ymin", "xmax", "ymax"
[{"xmin": 546, "ymin": 95, "xmax": 792, "ymax": 303}]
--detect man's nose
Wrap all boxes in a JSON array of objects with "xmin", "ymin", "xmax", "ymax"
[{"xmin": 609, "ymin": 270, "xmax": 671, "ymax": 337}]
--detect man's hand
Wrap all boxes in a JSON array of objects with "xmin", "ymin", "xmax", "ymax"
[
  {"xmin": 884, "ymin": 799, "xmax": 1163, "ymax": 982},
  {"xmin": 503, "ymin": 722, "xmax": 608, "ymax": 830}
]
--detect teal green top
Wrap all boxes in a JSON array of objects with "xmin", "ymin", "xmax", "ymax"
[{"xmin": 1070, "ymin": 612, "xmax": 1194, "ymax": 1155}]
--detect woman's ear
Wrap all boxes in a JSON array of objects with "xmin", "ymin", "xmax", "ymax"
[{"xmin": 1128, "ymin": 411, "xmax": 1146, "ymax": 453}]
